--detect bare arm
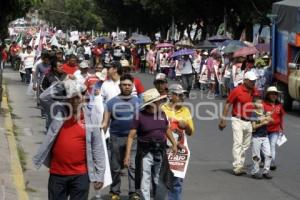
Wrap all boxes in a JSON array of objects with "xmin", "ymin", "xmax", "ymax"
[
  {"xmin": 252, "ymin": 116, "xmax": 272, "ymax": 130},
  {"xmin": 166, "ymin": 127, "xmax": 178, "ymax": 153},
  {"xmin": 101, "ymin": 111, "xmax": 111, "ymax": 134},
  {"xmin": 219, "ymin": 101, "xmax": 231, "ymax": 130},
  {"xmin": 124, "ymin": 129, "xmax": 137, "ymax": 167}
]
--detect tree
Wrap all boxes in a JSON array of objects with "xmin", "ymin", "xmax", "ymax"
[
  {"xmin": 39, "ymin": 0, "xmax": 104, "ymax": 31},
  {"xmin": 0, "ymin": 0, "xmax": 38, "ymax": 40}
]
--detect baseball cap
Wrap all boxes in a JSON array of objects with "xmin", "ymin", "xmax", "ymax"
[
  {"xmin": 79, "ymin": 61, "xmax": 89, "ymax": 69},
  {"xmin": 244, "ymin": 71, "xmax": 257, "ymax": 81},
  {"xmin": 169, "ymin": 84, "xmax": 186, "ymax": 94},
  {"xmin": 154, "ymin": 73, "xmax": 167, "ymax": 83},
  {"xmin": 266, "ymin": 86, "xmax": 281, "ymax": 93}
]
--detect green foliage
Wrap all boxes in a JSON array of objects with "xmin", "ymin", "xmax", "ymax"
[
  {"xmin": 39, "ymin": 0, "xmax": 104, "ymax": 31},
  {"xmin": 0, "ymin": 0, "xmax": 39, "ymax": 39}
]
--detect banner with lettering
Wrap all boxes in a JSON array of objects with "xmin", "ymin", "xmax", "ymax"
[{"xmin": 166, "ymin": 121, "xmax": 190, "ymax": 179}]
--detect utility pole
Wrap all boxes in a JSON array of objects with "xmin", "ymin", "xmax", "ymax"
[
  {"xmin": 0, "ymin": 67, "xmax": 3, "ymax": 109},
  {"xmin": 224, "ymin": 7, "xmax": 227, "ymax": 35},
  {"xmin": 171, "ymin": 16, "xmax": 175, "ymax": 41}
]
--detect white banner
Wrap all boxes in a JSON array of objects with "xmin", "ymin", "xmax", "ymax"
[{"xmin": 100, "ymin": 129, "xmax": 112, "ymax": 189}]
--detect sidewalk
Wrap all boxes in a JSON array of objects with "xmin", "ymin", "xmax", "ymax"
[
  {"xmin": 2, "ymin": 68, "xmax": 131, "ymax": 200},
  {"xmin": 0, "ymin": 111, "xmax": 18, "ymax": 200}
]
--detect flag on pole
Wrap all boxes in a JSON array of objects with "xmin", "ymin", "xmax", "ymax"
[
  {"xmin": 34, "ymin": 30, "xmax": 41, "ymax": 47},
  {"xmin": 16, "ymin": 32, "xmax": 23, "ymax": 46},
  {"xmin": 29, "ymin": 37, "xmax": 34, "ymax": 47},
  {"xmin": 50, "ymin": 34, "xmax": 59, "ymax": 47}
]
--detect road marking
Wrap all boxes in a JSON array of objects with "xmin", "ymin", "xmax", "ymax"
[{"xmin": 2, "ymin": 84, "xmax": 29, "ymax": 200}]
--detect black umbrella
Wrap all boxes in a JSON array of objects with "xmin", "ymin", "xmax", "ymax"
[{"xmin": 207, "ymin": 35, "xmax": 231, "ymax": 43}]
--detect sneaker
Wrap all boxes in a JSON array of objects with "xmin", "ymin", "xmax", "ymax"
[
  {"xmin": 259, "ymin": 162, "xmax": 264, "ymax": 168},
  {"xmin": 251, "ymin": 173, "xmax": 263, "ymax": 179},
  {"xmin": 111, "ymin": 194, "xmax": 120, "ymax": 200},
  {"xmin": 233, "ymin": 169, "xmax": 247, "ymax": 176},
  {"xmin": 263, "ymin": 173, "xmax": 273, "ymax": 179},
  {"xmin": 270, "ymin": 166, "xmax": 277, "ymax": 171},
  {"xmin": 129, "ymin": 193, "xmax": 140, "ymax": 200}
]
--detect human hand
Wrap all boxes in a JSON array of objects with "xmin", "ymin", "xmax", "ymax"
[
  {"xmin": 124, "ymin": 156, "xmax": 130, "ymax": 168},
  {"xmin": 94, "ymin": 182, "xmax": 103, "ymax": 190},
  {"xmin": 178, "ymin": 120, "xmax": 187, "ymax": 129},
  {"xmin": 68, "ymin": 74, "xmax": 76, "ymax": 80},
  {"xmin": 218, "ymin": 119, "xmax": 226, "ymax": 131},
  {"xmin": 172, "ymin": 144, "xmax": 178, "ymax": 154}
]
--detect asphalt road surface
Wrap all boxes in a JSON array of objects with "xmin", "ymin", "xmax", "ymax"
[{"xmin": 3, "ymin": 68, "xmax": 300, "ymax": 200}]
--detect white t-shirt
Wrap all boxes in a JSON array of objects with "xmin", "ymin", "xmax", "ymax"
[
  {"xmin": 100, "ymin": 79, "xmax": 121, "ymax": 104},
  {"xmin": 32, "ymin": 59, "xmax": 42, "ymax": 72},
  {"xmin": 21, "ymin": 51, "xmax": 35, "ymax": 69},
  {"xmin": 84, "ymin": 46, "xmax": 92, "ymax": 56},
  {"xmin": 178, "ymin": 59, "xmax": 193, "ymax": 75},
  {"xmin": 100, "ymin": 79, "xmax": 138, "ymax": 104}
]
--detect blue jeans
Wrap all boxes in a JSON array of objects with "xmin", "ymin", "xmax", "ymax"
[
  {"xmin": 141, "ymin": 152, "xmax": 167, "ymax": 200},
  {"xmin": 168, "ymin": 177, "xmax": 183, "ymax": 200},
  {"xmin": 268, "ymin": 132, "xmax": 279, "ymax": 167}
]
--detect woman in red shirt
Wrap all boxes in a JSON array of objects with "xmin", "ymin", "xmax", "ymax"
[{"xmin": 263, "ymin": 86, "xmax": 285, "ymax": 171}]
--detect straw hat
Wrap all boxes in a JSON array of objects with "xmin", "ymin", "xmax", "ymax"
[
  {"xmin": 95, "ymin": 71, "xmax": 107, "ymax": 81},
  {"xmin": 140, "ymin": 88, "xmax": 167, "ymax": 108},
  {"xmin": 120, "ymin": 59, "xmax": 131, "ymax": 68}
]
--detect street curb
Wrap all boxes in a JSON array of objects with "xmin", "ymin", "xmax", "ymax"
[{"xmin": 1, "ymin": 83, "xmax": 29, "ymax": 200}]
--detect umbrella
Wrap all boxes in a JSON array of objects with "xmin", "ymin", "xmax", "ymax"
[
  {"xmin": 175, "ymin": 38, "xmax": 194, "ymax": 48},
  {"xmin": 223, "ymin": 43, "xmax": 245, "ymax": 54},
  {"xmin": 129, "ymin": 33, "xmax": 152, "ymax": 44},
  {"xmin": 233, "ymin": 46, "xmax": 258, "ymax": 57},
  {"xmin": 171, "ymin": 49, "xmax": 195, "ymax": 58},
  {"xmin": 156, "ymin": 43, "xmax": 174, "ymax": 48},
  {"xmin": 195, "ymin": 40, "xmax": 216, "ymax": 49},
  {"xmin": 207, "ymin": 35, "xmax": 231, "ymax": 43},
  {"xmin": 255, "ymin": 43, "xmax": 270, "ymax": 53},
  {"xmin": 243, "ymin": 41, "xmax": 254, "ymax": 47},
  {"xmin": 95, "ymin": 37, "xmax": 112, "ymax": 44},
  {"xmin": 134, "ymin": 37, "xmax": 152, "ymax": 44},
  {"xmin": 129, "ymin": 33, "xmax": 146, "ymax": 40}
]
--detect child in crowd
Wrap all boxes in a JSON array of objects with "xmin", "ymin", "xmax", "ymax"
[{"xmin": 250, "ymin": 96, "xmax": 273, "ymax": 179}]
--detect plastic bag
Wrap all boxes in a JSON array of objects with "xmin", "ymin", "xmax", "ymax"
[
  {"xmin": 26, "ymin": 75, "xmax": 36, "ymax": 96},
  {"xmin": 277, "ymin": 133, "xmax": 287, "ymax": 147}
]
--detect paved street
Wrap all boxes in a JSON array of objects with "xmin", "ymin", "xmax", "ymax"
[{"xmin": 2, "ymin": 67, "xmax": 300, "ymax": 200}]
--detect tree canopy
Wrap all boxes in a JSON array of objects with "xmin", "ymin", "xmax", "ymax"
[
  {"xmin": 0, "ymin": 0, "xmax": 40, "ymax": 40},
  {"xmin": 1, "ymin": 0, "xmax": 279, "ymax": 41}
]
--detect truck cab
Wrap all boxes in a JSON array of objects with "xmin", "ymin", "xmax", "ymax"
[{"xmin": 271, "ymin": 0, "xmax": 300, "ymax": 110}]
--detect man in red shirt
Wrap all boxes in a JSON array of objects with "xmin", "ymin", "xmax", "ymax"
[
  {"xmin": 35, "ymin": 80, "xmax": 105, "ymax": 200},
  {"xmin": 62, "ymin": 54, "xmax": 78, "ymax": 75},
  {"xmin": 219, "ymin": 71, "xmax": 258, "ymax": 175}
]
